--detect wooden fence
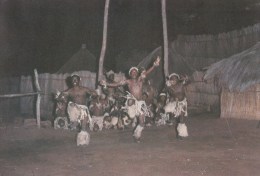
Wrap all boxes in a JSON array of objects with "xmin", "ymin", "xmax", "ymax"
[
  {"xmin": 0, "ymin": 76, "xmax": 20, "ymax": 118},
  {"xmin": 0, "ymin": 69, "xmax": 42, "ymax": 128},
  {"xmin": 20, "ymin": 71, "xmax": 125, "ymax": 119}
]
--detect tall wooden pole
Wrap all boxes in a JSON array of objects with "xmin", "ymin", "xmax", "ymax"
[
  {"xmin": 97, "ymin": 0, "xmax": 110, "ymax": 87},
  {"xmin": 161, "ymin": 0, "xmax": 169, "ymax": 77}
]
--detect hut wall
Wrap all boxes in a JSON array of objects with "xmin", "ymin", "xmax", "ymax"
[
  {"xmin": 220, "ymin": 84, "xmax": 260, "ymax": 120},
  {"xmin": 186, "ymin": 72, "xmax": 220, "ymax": 114}
]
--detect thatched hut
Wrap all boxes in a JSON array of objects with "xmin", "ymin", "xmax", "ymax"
[{"xmin": 204, "ymin": 42, "xmax": 260, "ymax": 120}]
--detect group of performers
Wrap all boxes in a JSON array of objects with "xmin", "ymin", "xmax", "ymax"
[{"xmin": 54, "ymin": 56, "xmax": 189, "ymax": 145}]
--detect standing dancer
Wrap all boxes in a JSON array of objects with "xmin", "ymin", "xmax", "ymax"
[
  {"xmin": 100, "ymin": 57, "xmax": 160, "ymax": 142},
  {"xmin": 63, "ymin": 74, "xmax": 97, "ymax": 146},
  {"xmin": 163, "ymin": 73, "xmax": 189, "ymax": 140}
]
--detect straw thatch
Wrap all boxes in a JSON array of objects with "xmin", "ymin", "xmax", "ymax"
[
  {"xmin": 204, "ymin": 42, "xmax": 260, "ymax": 120},
  {"xmin": 176, "ymin": 23, "xmax": 260, "ymax": 58},
  {"xmin": 57, "ymin": 44, "xmax": 97, "ymax": 73},
  {"xmin": 185, "ymin": 71, "xmax": 220, "ymax": 114},
  {"xmin": 220, "ymin": 85, "xmax": 260, "ymax": 120},
  {"xmin": 204, "ymin": 42, "xmax": 260, "ymax": 92}
]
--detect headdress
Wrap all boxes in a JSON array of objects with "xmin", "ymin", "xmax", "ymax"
[
  {"xmin": 71, "ymin": 73, "xmax": 81, "ymax": 80},
  {"xmin": 168, "ymin": 73, "xmax": 180, "ymax": 79},
  {"xmin": 128, "ymin": 67, "xmax": 138, "ymax": 75},
  {"xmin": 159, "ymin": 93, "xmax": 166, "ymax": 96}
]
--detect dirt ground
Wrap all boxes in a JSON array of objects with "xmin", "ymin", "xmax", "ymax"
[{"xmin": 0, "ymin": 113, "xmax": 259, "ymax": 176}]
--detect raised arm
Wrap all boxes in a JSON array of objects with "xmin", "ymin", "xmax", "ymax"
[
  {"xmin": 100, "ymin": 79, "xmax": 128, "ymax": 88},
  {"xmin": 142, "ymin": 56, "xmax": 160, "ymax": 78}
]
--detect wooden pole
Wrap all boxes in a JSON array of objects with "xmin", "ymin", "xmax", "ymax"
[
  {"xmin": 97, "ymin": 0, "xmax": 110, "ymax": 88},
  {"xmin": 34, "ymin": 69, "xmax": 41, "ymax": 128},
  {"xmin": 161, "ymin": 0, "xmax": 169, "ymax": 77},
  {"xmin": 0, "ymin": 92, "xmax": 42, "ymax": 98}
]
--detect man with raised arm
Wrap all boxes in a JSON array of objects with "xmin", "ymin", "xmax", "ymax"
[{"xmin": 100, "ymin": 57, "xmax": 160, "ymax": 142}]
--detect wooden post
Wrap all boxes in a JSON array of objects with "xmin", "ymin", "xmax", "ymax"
[
  {"xmin": 161, "ymin": 0, "xmax": 169, "ymax": 77},
  {"xmin": 97, "ymin": 0, "xmax": 110, "ymax": 89},
  {"xmin": 34, "ymin": 69, "xmax": 41, "ymax": 128},
  {"xmin": 0, "ymin": 92, "xmax": 41, "ymax": 98}
]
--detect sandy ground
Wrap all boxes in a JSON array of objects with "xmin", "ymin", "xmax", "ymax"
[{"xmin": 0, "ymin": 113, "xmax": 260, "ymax": 176}]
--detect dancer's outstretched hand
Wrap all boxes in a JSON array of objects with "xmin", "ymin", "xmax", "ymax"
[{"xmin": 154, "ymin": 56, "xmax": 160, "ymax": 67}]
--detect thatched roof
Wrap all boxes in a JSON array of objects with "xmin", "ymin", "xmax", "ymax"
[
  {"xmin": 57, "ymin": 44, "xmax": 97, "ymax": 73},
  {"xmin": 204, "ymin": 42, "xmax": 260, "ymax": 92}
]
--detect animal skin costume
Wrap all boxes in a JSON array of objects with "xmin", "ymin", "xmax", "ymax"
[
  {"xmin": 67, "ymin": 101, "xmax": 92, "ymax": 124},
  {"xmin": 164, "ymin": 98, "xmax": 188, "ymax": 118},
  {"xmin": 124, "ymin": 93, "xmax": 150, "ymax": 140}
]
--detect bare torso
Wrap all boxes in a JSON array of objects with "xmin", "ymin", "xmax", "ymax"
[
  {"xmin": 167, "ymin": 83, "xmax": 186, "ymax": 102},
  {"xmin": 66, "ymin": 86, "xmax": 90, "ymax": 105},
  {"xmin": 126, "ymin": 79, "xmax": 143, "ymax": 100},
  {"xmin": 101, "ymin": 57, "xmax": 160, "ymax": 101},
  {"xmin": 107, "ymin": 87, "xmax": 115, "ymax": 97}
]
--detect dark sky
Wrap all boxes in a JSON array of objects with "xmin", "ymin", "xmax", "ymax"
[{"xmin": 0, "ymin": 0, "xmax": 259, "ymax": 77}]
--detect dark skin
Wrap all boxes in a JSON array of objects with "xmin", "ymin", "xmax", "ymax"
[
  {"xmin": 89, "ymin": 95, "xmax": 108, "ymax": 116},
  {"xmin": 101, "ymin": 57, "xmax": 160, "ymax": 101},
  {"xmin": 63, "ymin": 75, "xmax": 97, "ymax": 130},
  {"xmin": 100, "ymin": 57, "xmax": 160, "ymax": 127},
  {"xmin": 166, "ymin": 76, "xmax": 186, "ymax": 102},
  {"xmin": 105, "ymin": 74, "xmax": 116, "ymax": 97},
  {"xmin": 103, "ymin": 73, "xmax": 121, "ymax": 102},
  {"xmin": 64, "ymin": 76, "xmax": 97, "ymax": 105},
  {"xmin": 164, "ymin": 75, "xmax": 189, "ymax": 124}
]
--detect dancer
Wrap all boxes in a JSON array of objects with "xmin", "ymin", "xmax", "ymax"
[
  {"xmin": 163, "ymin": 73, "xmax": 189, "ymax": 140},
  {"xmin": 100, "ymin": 57, "xmax": 160, "ymax": 142},
  {"xmin": 63, "ymin": 74, "xmax": 97, "ymax": 129}
]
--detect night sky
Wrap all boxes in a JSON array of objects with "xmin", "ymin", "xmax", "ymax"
[{"xmin": 0, "ymin": 0, "xmax": 259, "ymax": 77}]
